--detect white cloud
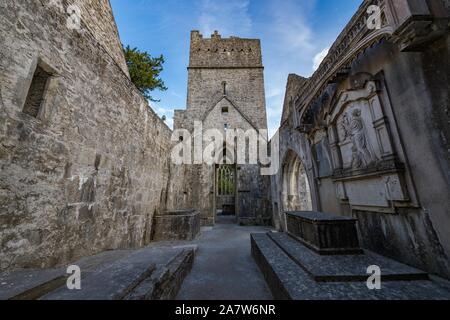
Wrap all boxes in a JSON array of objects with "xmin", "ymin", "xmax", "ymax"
[
  {"xmin": 170, "ymin": 90, "xmax": 183, "ymax": 99},
  {"xmin": 198, "ymin": 0, "xmax": 252, "ymax": 36},
  {"xmin": 153, "ymin": 105, "xmax": 176, "ymax": 129},
  {"xmin": 157, "ymin": 107, "xmax": 170, "ymax": 114},
  {"xmin": 266, "ymin": 87, "xmax": 283, "ymax": 99},
  {"xmin": 165, "ymin": 117, "xmax": 174, "ymax": 129},
  {"xmin": 313, "ymin": 47, "xmax": 329, "ymax": 71},
  {"xmin": 268, "ymin": 0, "xmax": 315, "ymax": 51},
  {"xmin": 257, "ymin": 0, "xmax": 318, "ymax": 137}
]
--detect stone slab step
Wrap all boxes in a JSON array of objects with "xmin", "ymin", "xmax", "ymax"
[
  {"xmin": 251, "ymin": 233, "xmax": 450, "ymax": 300},
  {"xmin": 0, "ymin": 250, "xmax": 133, "ymax": 300},
  {"xmin": 124, "ymin": 245, "xmax": 197, "ymax": 300},
  {"xmin": 0, "ymin": 268, "xmax": 66, "ymax": 300},
  {"xmin": 40, "ymin": 245, "xmax": 194, "ymax": 300},
  {"xmin": 268, "ymin": 232, "xmax": 429, "ymax": 282}
]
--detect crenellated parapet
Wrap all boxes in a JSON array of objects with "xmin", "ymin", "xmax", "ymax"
[{"xmin": 189, "ymin": 30, "xmax": 263, "ymax": 69}]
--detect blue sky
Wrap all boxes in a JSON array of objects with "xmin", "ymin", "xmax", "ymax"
[{"xmin": 110, "ymin": 0, "xmax": 362, "ymax": 137}]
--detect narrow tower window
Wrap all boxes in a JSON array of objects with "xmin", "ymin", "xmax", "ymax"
[
  {"xmin": 222, "ymin": 81, "xmax": 227, "ymax": 96},
  {"xmin": 23, "ymin": 65, "xmax": 51, "ymax": 118},
  {"xmin": 222, "ymin": 107, "xmax": 229, "ymax": 114}
]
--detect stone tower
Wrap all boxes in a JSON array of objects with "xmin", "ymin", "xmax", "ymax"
[{"xmin": 173, "ymin": 31, "xmax": 271, "ymax": 226}]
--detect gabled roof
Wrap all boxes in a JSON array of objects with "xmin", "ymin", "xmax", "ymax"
[{"xmin": 202, "ymin": 95, "xmax": 259, "ymax": 131}]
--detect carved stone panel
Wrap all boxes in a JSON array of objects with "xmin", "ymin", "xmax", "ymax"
[
  {"xmin": 337, "ymin": 101, "xmax": 380, "ymax": 170},
  {"xmin": 328, "ymin": 81, "xmax": 396, "ymax": 172},
  {"xmin": 326, "ymin": 81, "xmax": 409, "ymax": 209}
]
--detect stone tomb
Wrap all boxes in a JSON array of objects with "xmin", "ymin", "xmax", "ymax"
[
  {"xmin": 286, "ymin": 211, "xmax": 361, "ymax": 255},
  {"xmin": 152, "ymin": 210, "xmax": 200, "ymax": 241},
  {"xmin": 252, "ymin": 211, "xmax": 450, "ymax": 300}
]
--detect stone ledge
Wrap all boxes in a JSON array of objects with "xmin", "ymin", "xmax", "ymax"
[
  {"xmin": 332, "ymin": 159, "xmax": 405, "ymax": 182},
  {"xmin": 286, "ymin": 211, "xmax": 357, "ymax": 222},
  {"xmin": 268, "ymin": 232, "xmax": 429, "ymax": 282}
]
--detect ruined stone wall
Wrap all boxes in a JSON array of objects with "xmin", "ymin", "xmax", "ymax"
[
  {"xmin": 72, "ymin": 0, "xmax": 130, "ymax": 77},
  {"xmin": 0, "ymin": 0, "xmax": 171, "ymax": 271},
  {"xmin": 280, "ymin": 74, "xmax": 307, "ymax": 124}
]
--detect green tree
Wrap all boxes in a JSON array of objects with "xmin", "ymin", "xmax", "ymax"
[{"xmin": 123, "ymin": 45, "xmax": 167, "ymax": 102}]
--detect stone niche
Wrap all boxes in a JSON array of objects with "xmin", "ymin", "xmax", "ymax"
[
  {"xmin": 323, "ymin": 80, "xmax": 409, "ymax": 211},
  {"xmin": 151, "ymin": 210, "xmax": 200, "ymax": 241}
]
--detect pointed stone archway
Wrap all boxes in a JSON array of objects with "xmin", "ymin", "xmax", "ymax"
[
  {"xmin": 215, "ymin": 164, "xmax": 237, "ymax": 216},
  {"xmin": 281, "ymin": 150, "xmax": 312, "ymax": 213}
]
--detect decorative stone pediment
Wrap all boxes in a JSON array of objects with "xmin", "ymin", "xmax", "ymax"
[
  {"xmin": 202, "ymin": 96, "xmax": 258, "ymax": 132},
  {"xmin": 328, "ymin": 81, "xmax": 378, "ymax": 124}
]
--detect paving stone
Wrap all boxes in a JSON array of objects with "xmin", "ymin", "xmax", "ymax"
[{"xmin": 176, "ymin": 222, "xmax": 273, "ymax": 300}]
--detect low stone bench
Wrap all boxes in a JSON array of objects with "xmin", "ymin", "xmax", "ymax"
[
  {"xmin": 286, "ymin": 211, "xmax": 362, "ymax": 255},
  {"xmin": 152, "ymin": 210, "xmax": 200, "ymax": 241}
]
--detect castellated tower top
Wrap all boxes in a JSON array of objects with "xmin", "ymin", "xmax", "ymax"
[{"xmin": 189, "ymin": 30, "xmax": 263, "ymax": 68}]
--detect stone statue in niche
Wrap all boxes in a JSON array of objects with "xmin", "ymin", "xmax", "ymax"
[{"xmin": 341, "ymin": 109, "xmax": 377, "ymax": 169}]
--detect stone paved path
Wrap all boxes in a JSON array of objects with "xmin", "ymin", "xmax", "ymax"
[{"xmin": 176, "ymin": 216, "xmax": 274, "ymax": 300}]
